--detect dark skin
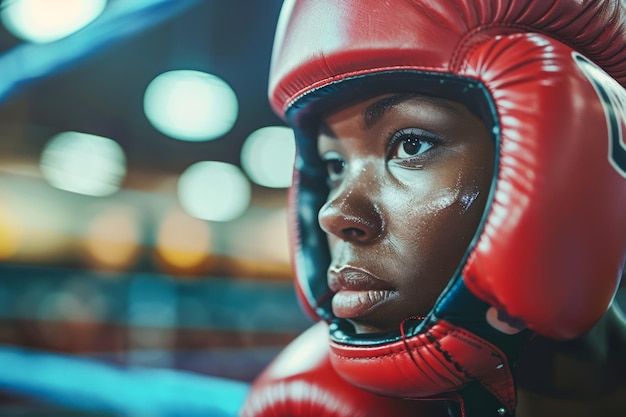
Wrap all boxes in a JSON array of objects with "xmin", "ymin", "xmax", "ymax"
[
  {"xmin": 315, "ymin": 93, "xmax": 626, "ymax": 415},
  {"xmin": 317, "ymin": 93, "xmax": 493, "ymax": 334}
]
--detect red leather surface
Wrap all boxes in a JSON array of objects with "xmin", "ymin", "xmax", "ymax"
[
  {"xmin": 460, "ymin": 33, "xmax": 626, "ymax": 339},
  {"xmin": 240, "ymin": 322, "xmax": 454, "ymax": 417},
  {"xmin": 269, "ymin": 0, "xmax": 626, "ymax": 116},
  {"xmin": 330, "ymin": 320, "xmax": 516, "ymax": 413}
]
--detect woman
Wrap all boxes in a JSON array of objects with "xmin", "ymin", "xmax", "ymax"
[{"xmin": 241, "ymin": 0, "xmax": 626, "ymax": 416}]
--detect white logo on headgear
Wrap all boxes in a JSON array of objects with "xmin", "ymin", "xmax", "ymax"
[{"xmin": 574, "ymin": 53, "xmax": 626, "ymax": 178}]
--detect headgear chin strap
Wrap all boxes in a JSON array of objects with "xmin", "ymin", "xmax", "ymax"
[{"xmin": 271, "ymin": 0, "xmax": 626, "ymax": 414}]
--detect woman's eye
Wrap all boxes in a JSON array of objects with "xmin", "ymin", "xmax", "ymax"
[
  {"xmin": 321, "ymin": 151, "xmax": 346, "ymax": 183},
  {"xmin": 391, "ymin": 129, "xmax": 436, "ymax": 159}
]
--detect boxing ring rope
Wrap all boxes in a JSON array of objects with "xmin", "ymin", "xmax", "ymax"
[
  {"xmin": 0, "ymin": 344, "xmax": 250, "ymax": 416},
  {"xmin": 0, "ymin": 0, "xmax": 202, "ymax": 103}
]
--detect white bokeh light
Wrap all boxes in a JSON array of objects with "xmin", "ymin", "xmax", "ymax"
[
  {"xmin": 40, "ymin": 131, "xmax": 126, "ymax": 197},
  {"xmin": 143, "ymin": 70, "xmax": 238, "ymax": 142},
  {"xmin": 1, "ymin": 0, "xmax": 107, "ymax": 44},
  {"xmin": 241, "ymin": 126, "xmax": 296, "ymax": 188},
  {"xmin": 178, "ymin": 161, "xmax": 250, "ymax": 222}
]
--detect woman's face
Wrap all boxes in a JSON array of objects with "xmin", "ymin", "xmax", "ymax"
[{"xmin": 316, "ymin": 93, "xmax": 494, "ymax": 334}]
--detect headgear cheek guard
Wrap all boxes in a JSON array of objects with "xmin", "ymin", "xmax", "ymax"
[{"xmin": 269, "ymin": 0, "xmax": 626, "ymax": 413}]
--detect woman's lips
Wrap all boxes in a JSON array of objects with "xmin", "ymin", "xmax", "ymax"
[{"xmin": 328, "ymin": 266, "xmax": 397, "ymax": 319}]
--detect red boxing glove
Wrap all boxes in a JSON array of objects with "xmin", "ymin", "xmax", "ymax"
[{"xmin": 239, "ymin": 322, "xmax": 455, "ymax": 417}]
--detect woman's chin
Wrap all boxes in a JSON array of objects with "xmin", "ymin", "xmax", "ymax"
[{"xmin": 349, "ymin": 320, "xmax": 397, "ymax": 335}]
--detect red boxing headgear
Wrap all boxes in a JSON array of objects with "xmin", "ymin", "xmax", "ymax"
[{"xmin": 269, "ymin": 0, "xmax": 626, "ymax": 413}]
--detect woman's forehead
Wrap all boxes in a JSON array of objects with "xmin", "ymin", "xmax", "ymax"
[
  {"xmin": 326, "ymin": 90, "xmax": 465, "ymax": 114},
  {"xmin": 316, "ymin": 92, "xmax": 470, "ymax": 135}
]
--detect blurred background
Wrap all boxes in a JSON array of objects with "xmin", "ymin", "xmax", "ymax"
[{"xmin": 0, "ymin": 0, "xmax": 312, "ymax": 416}]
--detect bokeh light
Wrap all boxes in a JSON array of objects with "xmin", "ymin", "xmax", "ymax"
[
  {"xmin": 0, "ymin": 202, "xmax": 20, "ymax": 260},
  {"xmin": 155, "ymin": 209, "xmax": 211, "ymax": 271},
  {"xmin": 241, "ymin": 126, "xmax": 295, "ymax": 188},
  {"xmin": 177, "ymin": 161, "xmax": 251, "ymax": 222},
  {"xmin": 230, "ymin": 207, "xmax": 289, "ymax": 264},
  {"xmin": 1, "ymin": 0, "xmax": 107, "ymax": 44},
  {"xmin": 143, "ymin": 70, "xmax": 238, "ymax": 142},
  {"xmin": 84, "ymin": 206, "xmax": 141, "ymax": 270},
  {"xmin": 1, "ymin": 189, "xmax": 75, "ymax": 262},
  {"xmin": 39, "ymin": 131, "xmax": 127, "ymax": 197}
]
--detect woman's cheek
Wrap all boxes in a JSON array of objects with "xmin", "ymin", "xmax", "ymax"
[{"xmin": 395, "ymin": 164, "xmax": 484, "ymax": 216}]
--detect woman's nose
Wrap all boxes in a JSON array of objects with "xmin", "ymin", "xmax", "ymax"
[{"xmin": 318, "ymin": 186, "xmax": 384, "ymax": 243}]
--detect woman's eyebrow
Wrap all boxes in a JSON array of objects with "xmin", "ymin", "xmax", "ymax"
[
  {"xmin": 318, "ymin": 122, "xmax": 336, "ymax": 139},
  {"xmin": 363, "ymin": 93, "xmax": 460, "ymax": 129}
]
